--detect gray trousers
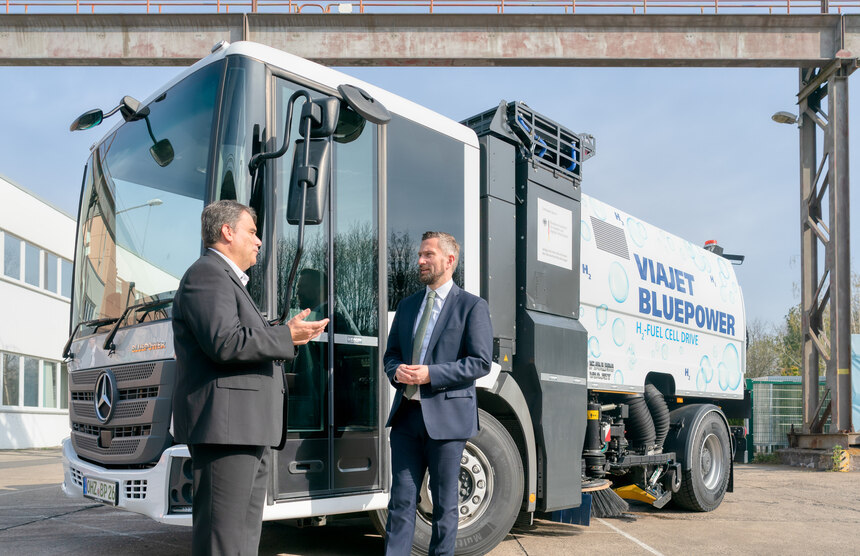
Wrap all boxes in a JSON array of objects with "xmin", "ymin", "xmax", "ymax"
[{"xmin": 189, "ymin": 444, "xmax": 270, "ymax": 556}]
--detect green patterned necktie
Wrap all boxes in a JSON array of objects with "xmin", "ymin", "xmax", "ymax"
[{"xmin": 404, "ymin": 290, "xmax": 436, "ymax": 399}]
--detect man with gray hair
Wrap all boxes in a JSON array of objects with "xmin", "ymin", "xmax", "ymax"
[{"xmin": 173, "ymin": 200, "xmax": 328, "ymax": 555}]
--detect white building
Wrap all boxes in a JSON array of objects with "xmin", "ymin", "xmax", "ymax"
[{"xmin": 0, "ymin": 175, "xmax": 75, "ymax": 449}]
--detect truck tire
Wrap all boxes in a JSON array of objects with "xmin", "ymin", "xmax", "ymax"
[
  {"xmin": 673, "ymin": 411, "xmax": 731, "ymax": 512},
  {"xmin": 370, "ymin": 409, "xmax": 523, "ymax": 555}
]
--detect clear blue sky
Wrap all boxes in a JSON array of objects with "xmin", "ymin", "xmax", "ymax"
[{"xmin": 0, "ymin": 63, "xmax": 856, "ymax": 327}]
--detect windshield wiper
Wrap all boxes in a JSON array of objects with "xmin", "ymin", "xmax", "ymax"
[
  {"xmin": 62, "ymin": 317, "xmax": 119, "ymax": 360},
  {"xmin": 103, "ymin": 298, "xmax": 174, "ymax": 352}
]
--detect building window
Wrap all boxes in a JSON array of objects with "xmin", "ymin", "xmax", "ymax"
[
  {"xmin": 61, "ymin": 259, "xmax": 73, "ymax": 298},
  {"xmin": 4, "ymin": 233, "xmax": 21, "ymax": 280},
  {"xmin": 24, "ymin": 242, "xmax": 41, "ymax": 287},
  {"xmin": 23, "ymin": 357, "xmax": 39, "ymax": 407},
  {"xmin": 43, "ymin": 362, "xmax": 57, "ymax": 408},
  {"xmin": 2, "ymin": 231, "xmax": 72, "ymax": 298},
  {"xmin": 0, "ymin": 352, "xmax": 66, "ymax": 410},
  {"xmin": 2, "ymin": 353, "xmax": 20, "ymax": 406},
  {"xmin": 44, "ymin": 252, "xmax": 58, "ymax": 294}
]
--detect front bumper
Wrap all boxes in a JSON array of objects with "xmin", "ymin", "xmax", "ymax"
[{"xmin": 62, "ymin": 437, "xmax": 192, "ymax": 526}]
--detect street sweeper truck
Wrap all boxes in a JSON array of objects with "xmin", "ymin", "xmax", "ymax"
[{"xmin": 61, "ymin": 41, "xmax": 748, "ymax": 555}]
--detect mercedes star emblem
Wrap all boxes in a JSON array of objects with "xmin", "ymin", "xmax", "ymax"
[{"xmin": 94, "ymin": 370, "xmax": 118, "ymax": 423}]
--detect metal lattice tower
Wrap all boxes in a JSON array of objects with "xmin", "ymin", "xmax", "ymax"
[{"xmin": 796, "ymin": 57, "xmax": 856, "ymax": 438}]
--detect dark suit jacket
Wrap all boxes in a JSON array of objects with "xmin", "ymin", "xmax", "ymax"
[
  {"xmin": 172, "ymin": 250, "xmax": 294, "ymax": 447},
  {"xmin": 383, "ymin": 284, "xmax": 492, "ymax": 440}
]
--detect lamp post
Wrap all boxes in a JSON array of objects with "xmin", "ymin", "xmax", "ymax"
[{"xmin": 117, "ymin": 198, "xmax": 163, "ymax": 214}]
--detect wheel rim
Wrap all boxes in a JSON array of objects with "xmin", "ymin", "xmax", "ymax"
[
  {"xmin": 700, "ymin": 432, "xmax": 723, "ymax": 490},
  {"xmin": 416, "ymin": 441, "xmax": 494, "ymax": 528}
]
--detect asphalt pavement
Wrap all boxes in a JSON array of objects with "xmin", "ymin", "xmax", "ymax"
[{"xmin": 1, "ymin": 448, "xmax": 858, "ymax": 555}]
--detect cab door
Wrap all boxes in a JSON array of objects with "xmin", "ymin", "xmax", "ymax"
[{"xmin": 270, "ymin": 75, "xmax": 384, "ymax": 500}]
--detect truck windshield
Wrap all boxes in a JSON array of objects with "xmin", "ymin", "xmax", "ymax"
[{"xmin": 72, "ymin": 61, "xmax": 223, "ymax": 332}]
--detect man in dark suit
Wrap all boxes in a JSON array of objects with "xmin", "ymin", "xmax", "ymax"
[
  {"xmin": 383, "ymin": 231, "xmax": 493, "ymax": 556},
  {"xmin": 172, "ymin": 200, "xmax": 328, "ymax": 555}
]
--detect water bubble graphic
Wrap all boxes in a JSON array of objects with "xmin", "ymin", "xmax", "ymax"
[
  {"xmin": 627, "ymin": 217, "xmax": 647, "ymax": 247},
  {"xmin": 592, "ymin": 202, "xmax": 607, "ymax": 221},
  {"xmin": 694, "ymin": 252, "xmax": 707, "ymax": 271},
  {"xmin": 596, "ymin": 305, "xmax": 608, "ymax": 328},
  {"xmin": 661, "ymin": 344, "xmax": 669, "ymax": 360},
  {"xmin": 613, "ymin": 369, "xmax": 624, "ymax": 384},
  {"xmin": 612, "ymin": 318, "xmax": 625, "ymax": 346},
  {"xmin": 579, "ymin": 305, "xmax": 585, "ymax": 319},
  {"xmin": 581, "ymin": 219, "xmax": 593, "ymax": 242},
  {"xmin": 608, "ymin": 262, "xmax": 629, "ymax": 303},
  {"xmin": 589, "ymin": 336, "xmax": 601, "ymax": 358},
  {"xmin": 664, "ymin": 235, "xmax": 675, "ymax": 253},
  {"xmin": 696, "ymin": 369, "xmax": 708, "ymax": 391},
  {"xmin": 684, "ymin": 241, "xmax": 697, "ymax": 257},
  {"xmin": 722, "ymin": 343, "xmax": 742, "ymax": 390},
  {"xmin": 718, "ymin": 257, "xmax": 730, "ymax": 278},
  {"xmin": 700, "ymin": 355, "xmax": 713, "ymax": 383},
  {"xmin": 718, "ymin": 362, "xmax": 729, "ymax": 391},
  {"xmin": 627, "ymin": 346, "xmax": 637, "ymax": 368}
]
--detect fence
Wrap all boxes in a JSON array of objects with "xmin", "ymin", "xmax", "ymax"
[
  {"xmin": 747, "ymin": 376, "xmax": 830, "ymax": 454},
  {"xmin": 4, "ymin": 0, "xmax": 860, "ymax": 14}
]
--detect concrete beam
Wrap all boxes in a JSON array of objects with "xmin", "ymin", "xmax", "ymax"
[{"xmin": 0, "ymin": 13, "xmax": 858, "ymax": 67}]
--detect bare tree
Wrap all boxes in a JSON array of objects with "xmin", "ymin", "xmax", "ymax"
[{"xmin": 745, "ymin": 318, "xmax": 780, "ymax": 378}]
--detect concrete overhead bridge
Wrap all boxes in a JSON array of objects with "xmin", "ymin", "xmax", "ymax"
[{"xmin": 0, "ymin": 1, "xmax": 856, "ymax": 446}]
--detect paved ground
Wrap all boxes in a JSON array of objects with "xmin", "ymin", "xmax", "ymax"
[{"xmin": 1, "ymin": 448, "xmax": 858, "ymax": 555}]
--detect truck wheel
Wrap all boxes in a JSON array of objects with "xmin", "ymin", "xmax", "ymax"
[
  {"xmin": 370, "ymin": 409, "xmax": 523, "ymax": 555},
  {"xmin": 673, "ymin": 411, "xmax": 731, "ymax": 512}
]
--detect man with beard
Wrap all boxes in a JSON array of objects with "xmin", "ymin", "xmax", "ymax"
[{"xmin": 382, "ymin": 231, "xmax": 493, "ymax": 556}]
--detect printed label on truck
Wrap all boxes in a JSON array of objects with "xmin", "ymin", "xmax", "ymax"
[
  {"xmin": 537, "ymin": 197, "xmax": 573, "ymax": 270},
  {"xmin": 579, "ymin": 194, "xmax": 745, "ymax": 398}
]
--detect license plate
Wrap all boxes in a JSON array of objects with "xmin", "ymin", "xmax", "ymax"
[{"xmin": 83, "ymin": 476, "xmax": 118, "ymax": 505}]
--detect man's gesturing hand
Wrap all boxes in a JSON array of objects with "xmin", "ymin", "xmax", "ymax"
[{"xmin": 287, "ymin": 308, "xmax": 329, "ymax": 345}]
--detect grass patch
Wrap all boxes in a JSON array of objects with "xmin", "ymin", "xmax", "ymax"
[{"xmin": 752, "ymin": 452, "xmax": 781, "ymax": 464}]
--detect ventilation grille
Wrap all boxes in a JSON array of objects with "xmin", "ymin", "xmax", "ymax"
[
  {"xmin": 75, "ymin": 435, "xmax": 140, "ymax": 456},
  {"xmin": 591, "ymin": 217, "xmax": 630, "ymax": 260},
  {"xmin": 70, "ymin": 466, "xmax": 84, "ymax": 488},
  {"xmin": 72, "ymin": 423, "xmax": 152, "ymax": 437},
  {"xmin": 120, "ymin": 386, "xmax": 159, "ymax": 401},
  {"xmin": 124, "ymin": 479, "xmax": 148, "ymax": 500},
  {"xmin": 74, "ymin": 363, "xmax": 157, "ymax": 385}
]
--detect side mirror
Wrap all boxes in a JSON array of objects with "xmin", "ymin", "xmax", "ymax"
[
  {"xmin": 150, "ymin": 138, "xmax": 175, "ymax": 167},
  {"xmin": 120, "ymin": 95, "xmax": 150, "ymax": 122},
  {"xmin": 70, "ymin": 109, "xmax": 103, "ymax": 132},
  {"xmin": 287, "ymin": 139, "xmax": 331, "ymax": 225},
  {"xmin": 302, "ymin": 98, "xmax": 341, "ymax": 139},
  {"xmin": 337, "ymin": 84, "xmax": 391, "ymax": 125}
]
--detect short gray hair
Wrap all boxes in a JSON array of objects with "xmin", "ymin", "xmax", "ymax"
[
  {"xmin": 201, "ymin": 200, "xmax": 256, "ymax": 247},
  {"xmin": 422, "ymin": 231, "xmax": 460, "ymax": 269}
]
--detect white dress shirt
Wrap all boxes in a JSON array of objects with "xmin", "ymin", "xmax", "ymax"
[
  {"xmin": 208, "ymin": 248, "xmax": 249, "ymax": 286},
  {"xmin": 408, "ymin": 278, "xmax": 454, "ymax": 400}
]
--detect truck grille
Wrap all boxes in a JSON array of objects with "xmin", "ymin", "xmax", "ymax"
[{"xmin": 69, "ymin": 360, "xmax": 174, "ymax": 465}]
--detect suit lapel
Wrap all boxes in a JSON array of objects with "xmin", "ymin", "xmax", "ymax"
[
  {"xmin": 424, "ymin": 284, "xmax": 460, "ymax": 362},
  {"xmin": 206, "ymin": 251, "xmax": 268, "ymax": 326}
]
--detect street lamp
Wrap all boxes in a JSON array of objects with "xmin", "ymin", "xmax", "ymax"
[
  {"xmin": 117, "ymin": 198, "xmax": 163, "ymax": 214},
  {"xmin": 771, "ymin": 111, "xmax": 799, "ymax": 125}
]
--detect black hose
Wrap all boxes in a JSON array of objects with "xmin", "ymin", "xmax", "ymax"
[
  {"xmin": 644, "ymin": 383, "xmax": 670, "ymax": 451},
  {"xmin": 624, "ymin": 394, "xmax": 656, "ymax": 451}
]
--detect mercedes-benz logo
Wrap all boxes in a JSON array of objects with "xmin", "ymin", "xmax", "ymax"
[{"xmin": 94, "ymin": 370, "xmax": 118, "ymax": 423}]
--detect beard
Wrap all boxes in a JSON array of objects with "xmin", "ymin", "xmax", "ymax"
[{"xmin": 418, "ymin": 267, "xmax": 442, "ymax": 285}]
